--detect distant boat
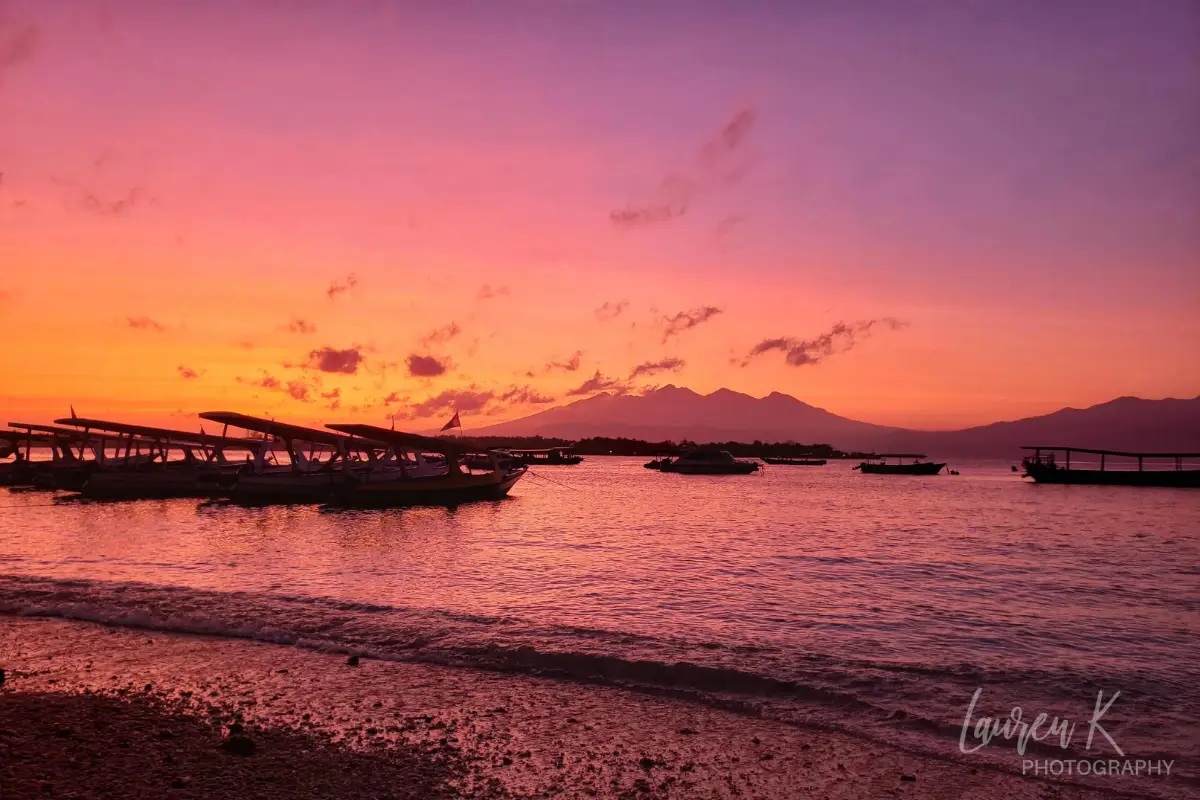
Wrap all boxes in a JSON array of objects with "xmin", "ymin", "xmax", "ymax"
[
  {"xmin": 658, "ymin": 449, "xmax": 760, "ymax": 475},
  {"xmin": 1021, "ymin": 446, "xmax": 1200, "ymax": 488},
  {"xmin": 506, "ymin": 447, "xmax": 583, "ymax": 466},
  {"xmin": 854, "ymin": 454, "xmax": 946, "ymax": 475},
  {"xmin": 761, "ymin": 456, "xmax": 827, "ymax": 466}
]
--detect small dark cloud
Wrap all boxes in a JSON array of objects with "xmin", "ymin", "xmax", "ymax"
[
  {"xmin": 741, "ymin": 319, "xmax": 908, "ymax": 367},
  {"xmin": 498, "ymin": 385, "xmax": 557, "ymax": 405},
  {"xmin": 177, "ymin": 365, "xmax": 201, "ymax": 380},
  {"xmin": 238, "ymin": 340, "xmax": 256, "ymax": 350},
  {"xmin": 611, "ymin": 106, "xmax": 757, "ymax": 229},
  {"xmin": 306, "ymin": 346, "xmax": 366, "ymax": 375},
  {"xmin": 714, "ymin": 214, "xmax": 744, "ymax": 240},
  {"xmin": 408, "ymin": 388, "xmax": 494, "ymax": 418},
  {"xmin": 406, "ymin": 353, "xmax": 450, "ymax": 378},
  {"xmin": 287, "ymin": 318, "xmax": 317, "ymax": 334},
  {"xmin": 477, "ymin": 284, "xmax": 510, "ymax": 301},
  {"xmin": 127, "ymin": 316, "xmax": 166, "ymax": 333},
  {"xmin": 544, "ymin": 351, "xmax": 582, "ymax": 373},
  {"xmin": 0, "ymin": 17, "xmax": 39, "ymax": 81},
  {"xmin": 567, "ymin": 370, "xmax": 630, "ymax": 397},
  {"xmin": 322, "ymin": 388, "xmax": 341, "ymax": 400},
  {"xmin": 594, "ymin": 300, "xmax": 629, "ymax": 321},
  {"xmin": 419, "ymin": 322, "xmax": 461, "ymax": 347},
  {"xmin": 382, "ymin": 391, "xmax": 407, "ymax": 407},
  {"xmin": 327, "ymin": 273, "xmax": 358, "ymax": 300},
  {"xmin": 237, "ymin": 372, "xmax": 282, "ymax": 391},
  {"xmin": 629, "ymin": 357, "xmax": 685, "ymax": 380},
  {"xmin": 286, "ymin": 379, "xmax": 314, "ymax": 402},
  {"xmin": 660, "ymin": 306, "xmax": 722, "ymax": 342},
  {"xmin": 81, "ymin": 187, "xmax": 143, "ymax": 215}
]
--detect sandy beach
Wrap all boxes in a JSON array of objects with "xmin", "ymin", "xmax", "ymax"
[{"xmin": 1, "ymin": 617, "xmax": 1142, "ymax": 800}]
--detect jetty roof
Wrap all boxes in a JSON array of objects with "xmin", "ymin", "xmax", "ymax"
[{"xmin": 1021, "ymin": 446, "xmax": 1200, "ymax": 458}]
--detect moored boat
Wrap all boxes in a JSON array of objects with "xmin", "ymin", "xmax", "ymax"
[
  {"xmin": 505, "ymin": 447, "xmax": 583, "ymax": 466},
  {"xmin": 1021, "ymin": 447, "xmax": 1200, "ymax": 488},
  {"xmin": 761, "ymin": 456, "xmax": 827, "ymax": 466},
  {"xmin": 658, "ymin": 449, "xmax": 759, "ymax": 475},
  {"xmin": 854, "ymin": 454, "xmax": 945, "ymax": 475},
  {"xmin": 326, "ymin": 424, "xmax": 527, "ymax": 506},
  {"xmin": 54, "ymin": 417, "xmax": 262, "ymax": 499}
]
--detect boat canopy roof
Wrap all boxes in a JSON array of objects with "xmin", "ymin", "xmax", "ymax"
[
  {"xmin": 1021, "ymin": 446, "xmax": 1200, "ymax": 458},
  {"xmin": 865, "ymin": 453, "xmax": 927, "ymax": 459},
  {"xmin": 507, "ymin": 447, "xmax": 573, "ymax": 455},
  {"xmin": 327, "ymin": 424, "xmax": 489, "ymax": 457},
  {"xmin": 199, "ymin": 412, "xmax": 350, "ymax": 447},
  {"xmin": 8, "ymin": 422, "xmax": 103, "ymax": 438},
  {"xmin": 54, "ymin": 417, "xmax": 261, "ymax": 449}
]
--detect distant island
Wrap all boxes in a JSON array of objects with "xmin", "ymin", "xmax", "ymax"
[{"xmin": 466, "ymin": 388, "xmax": 1200, "ymax": 458}]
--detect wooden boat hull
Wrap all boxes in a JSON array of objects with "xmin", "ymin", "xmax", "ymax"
[
  {"xmin": 334, "ymin": 467, "xmax": 527, "ymax": 507},
  {"xmin": 1024, "ymin": 462, "xmax": 1200, "ymax": 488},
  {"xmin": 761, "ymin": 457, "xmax": 827, "ymax": 466},
  {"xmin": 222, "ymin": 471, "xmax": 344, "ymax": 505},
  {"xmin": 858, "ymin": 462, "xmax": 945, "ymax": 475},
  {"xmin": 78, "ymin": 466, "xmax": 241, "ymax": 499}
]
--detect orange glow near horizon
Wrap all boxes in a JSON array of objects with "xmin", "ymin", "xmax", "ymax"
[{"xmin": 1, "ymin": 2, "xmax": 1197, "ymax": 433}]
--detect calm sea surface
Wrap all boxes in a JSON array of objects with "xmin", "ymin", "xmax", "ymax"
[{"xmin": 1, "ymin": 458, "xmax": 1197, "ymax": 787}]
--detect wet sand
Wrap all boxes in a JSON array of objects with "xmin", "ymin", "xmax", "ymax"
[{"xmin": 1, "ymin": 617, "xmax": 1134, "ymax": 799}]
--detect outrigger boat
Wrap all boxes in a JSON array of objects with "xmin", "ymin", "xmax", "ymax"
[
  {"xmin": 327, "ymin": 424, "xmax": 527, "ymax": 507},
  {"xmin": 3, "ymin": 423, "xmax": 149, "ymax": 490},
  {"xmin": 1022, "ymin": 446, "xmax": 1200, "ymax": 488},
  {"xmin": 52, "ymin": 417, "xmax": 262, "ymax": 498},
  {"xmin": 854, "ymin": 454, "xmax": 945, "ymax": 475},
  {"xmin": 656, "ymin": 449, "xmax": 760, "ymax": 475},
  {"xmin": 198, "ymin": 412, "xmax": 365, "ymax": 504},
  {"xmin": 760, "ymin": 456, "xmax": 827, "ymax": 466}
]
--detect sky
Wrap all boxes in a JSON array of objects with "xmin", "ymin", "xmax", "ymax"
[{"xmin": 1, "ymin": 0, "xmax": 1197, "ymax": 431}]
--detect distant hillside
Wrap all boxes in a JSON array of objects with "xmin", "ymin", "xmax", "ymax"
[
  {"xmin": 473, "ymin": 386, "xmax": 900, "ymax": 450},
  {"xmin": 471, "ymin": 387, "xmax": 1200, "ymax": 457}
]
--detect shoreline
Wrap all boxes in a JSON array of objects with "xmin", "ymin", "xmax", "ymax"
[{"xmin": 2, "ymin": 616, "xmax": 1162, "ymax": 799}]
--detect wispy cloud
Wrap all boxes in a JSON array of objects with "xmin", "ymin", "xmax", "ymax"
[
  {"xmin": 81, "ymin": 187, "xmax": 143, "ymax": 216},
  {"xmin": 660, "ymin": 306, "xmax": 722, "ymax": 342},
  {"xmin": 594, "ymin": 300, "xmax": 629, "ymax": 321},
  {"xmin": 0, "ymin": 16, "xmax": 39, "ymax": 84},
  {"xmin": 497, "ymin": 385, "xmax": 557, "ymax": 405},
  {"xmin": 406, "ymin": 353, "xmax": 451, "ymax": 378},
  {"xmin": 741, "ymin": 319, "xmax": 908, "ymax": 367},
  {"xmin": 477, "ymin": 284, "xmax": 510, "ymax": 301},
  {"xmin": 306, "ymin": 346, "xmax": 366, "ymax": 375},
  {"xmin": 127, "ymin": 316, "xmax": 166, "ymax": 333},
  {"xmin": 407, "ymin": 388, "xmax": 494, "ymax": 418},
  {"xmin": 544, "ymin": 351, "xmax": 582, "ymax": 373},
  {"xmin": 327, "ymin": 273, "xmax": 358, "ymax": 300},
  {"xmin": 714, "ymin": 214, "xmax": 744, "ymax": 240},
  {"xmin": 611, "ymin": 105, "xmax": 757, "ymax": 228},
  {"xmin": 567, "ymin": 370, "xmax": 630, "ymax": 396},
  {"xmin": 177, "ymin": 365, "xmax": 201, "ymax": 380},
  {"xmin": 419, "ymin": 322, "xmax": 461, "ymax": 347},
  {"xmin": 629, "ymin": 357, "xmax": 685, "ymax": 380},
  {"xmin": 286, "ymin": 318, "xmax": 317, "ymax": 334},
  {"xmin": 285, "ymin": 379, "xmax": 314, "ymax": 402}
]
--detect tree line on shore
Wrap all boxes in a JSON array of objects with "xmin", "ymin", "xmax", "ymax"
[{"xmin": 458, "ymin": 435, "xmax": 871, "ymax": 459}]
